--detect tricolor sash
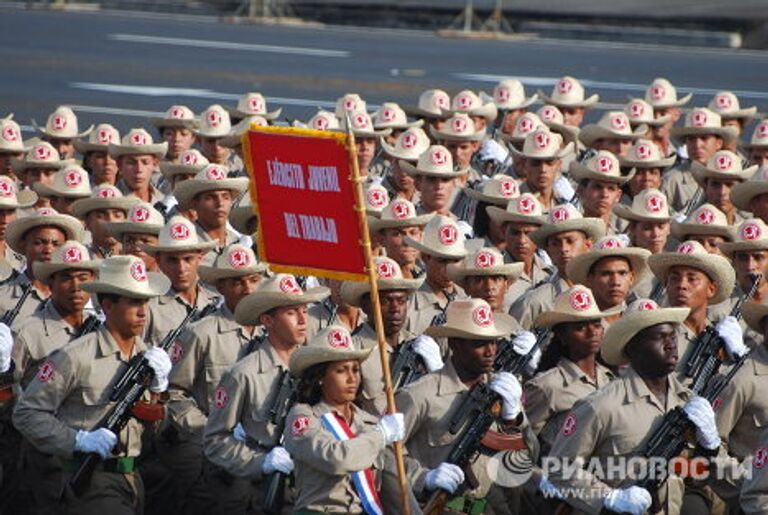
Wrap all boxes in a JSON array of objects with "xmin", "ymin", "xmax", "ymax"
[{"xmin": 320, "ymin": 412, "xmax": 384, "ymax": 515}]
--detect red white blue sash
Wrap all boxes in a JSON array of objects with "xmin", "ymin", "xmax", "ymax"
[{"xmin": 320, "ymin": 412, "xmax": 384, "ymax": 515}]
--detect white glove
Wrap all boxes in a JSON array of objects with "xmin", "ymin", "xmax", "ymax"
[
  {"xmin": 616, "ymin": 234, "xmax": 632, "ymax": 247},
  {"xmin": 411, "ymin": 335, "xmax": 443, "ymax": 372},
  {"xmin": 683, "ymin": 396, "xmax": 721, "ymax": 450},
  {"xmin": 525, "ymin": 346, "xmax": 542, "ymax": 377},
  {"xmin": 233, "ymin": 423, "xmax": 247, "ymax": 442},
  {"xmin": 74, "ymin": 428, "xmax": 117, "ymax": 459},
  {"xmin": 238, "ymin": 234, "xmax": 254, "ymax": 249},
  {"xmin": 553, "ymin": 176, "xmax": 575, "ymax": 202},
  {"xmin": 603, "ymin": 486, "xmax": 652, "ymax": 515},
  {"xmin": 716, "ymin": 315, "xmax": 748, "ymax": 359},
  {"xmin": 538, "ymin": 477, "xmax": 562, "ymax": 499},
  {"xmin": 377, "ymin": 413, "xmax": 405, "ymax": 444},
  {"xmin": 262, "ymin": 446, "xmax": 294, "ymax": 475},
  {"xmin": 673, "ymin": 212, "xmax": 687, "ymax": 224},
  {"xmin": 489, "ymin": 372, "xmax": 523, "ymax": 420},
  {"xmin": 456, "ymin": 220, "xmax": 474, "ymax": 239},
  {"xmin": 425, "ymin": 463, "xmax": 465, "ymax": 493},
  {"xmin": 479, "ymin": 139, "xmax": 509, "ymax": 164},
  {"xmin": 0, "ymin": 322, "xmax": 13, "ymax": 373},
  {"xmin": 511, "ymin": 331, "xmax": 537, "ymax": 355},
  {"xmin": 144, "ymin": 347, "xmax": 172, "ymax": 393},
  {"xmin": 161, "ymin": 193, "xmax": 179, "ymax": 211}
]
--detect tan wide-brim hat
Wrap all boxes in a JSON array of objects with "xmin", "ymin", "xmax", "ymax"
[
  {"xmin": 612, "ymin": 189, "xmax": 672, "ymax": 223},
  {"xmin": 447, "ymin": 247, "xmax": 524, "ymax": 288},
  {"xmin": 742, "ymin": 301, "xmax": 768, "ymax": 333},
  {"xmin": 566, "ymin": 238, "xmax": 651, "ymax": 287},
  {"xmin": 619, "ymin": 139, "xmax": 677, "ymax": 169},
  {"xmin": 601, "ymin": 300, "xmax": 690, "ymax": 366},
  {"xmin": 227, "ymin": 104, "xmax": 281, "ymax": 122},
  {"xmin": 578, "ymin": 115, "xmax": 647, "ymax": 149},
  {"xmin": 569, "ymin": 150, "xmax": 634, "ymax": 185},
  {"xmin": 403, "ymin": 89, "xmax": 452, "ymax": 119},
  {"xmin": 71, "ymin": 186, "xmax": 139, "ymax": 219},
  {"xmin": 32, "ymin": 106, "xmax": 94, "ymax": 139},
  {"xmin": 731, "ymin": 170, "xmax": 768, "ymax": 212},
  {"xmin": 535, "ymin": 285, "xmax": 623, "ymax": 328},
  {"xmin": 234, "ymin": 274, "xmax": 330, "ymax": 324},
  {"xmin": 669, "ymin": 108, "xmax": 739, "ymax": 146},
  {"xmin": 380, "ymin": 127, "xmax": 431, "ymax": 162},
  {"xmin": 403, "ymin": 215, "xmax": 468, "ymax": 260},
  {"xmin": 426, "ymin": 298, "xmax": 516, "ymax": 340},
  {"xmin": 159, "ymin": 149, "xmax": 209, "ymax": 180},
  {"xmin": 33, "ymin": 240, "xmax": 102, "ymax": 282},
  {"xmin": 486, "ymin": 193, "xmax": 547, "ymax": 226},
  {"xmin": 719, "ymin": 219, "xmax": 768, "ymax": 255},
  {"xmin": 173, "ymin": 165, "xmax": 250, "ymax": 209},
  {"xmin": 463, "ymin": 175, "xmax": 520, "ymax": 206},
  {"xmin": 81, "ymin": 255, "xmax": 169, "ymax": 299},
  {"xmin": 644, "ymin": 78, "xmax": 692, "ymax": 109},
  {"xmin": 691, "ymin": 153, "xmax": 757, "ymax": 187},
  {"xmin": 670, "ymin": 204, "xmax": 735, "ymax": 241},
  {"xmin": 399, "ymin": 159, "xmax": 468, "ymax": 178},
  {"xmin": 399, "ymin": 144, "xmax": 468, "ymax": 178},
  {"xmin": 708, "ymin": 92, "xmax": 757, "ymax": 121},
  {"xmin": 529, "ymin": 207, "xmax": 606, "ymax": 248},
  {"xmin": 449, "ymin": 90, "xmax": 498, "ymax": 122},
  {"xmin": 648, "ymin": 240, "xmax": 736, "ymax": 304},
  {"xmin": 368, "ymin": 198, "xmax": 434, "ymax": 232},
  {"xmin": 73, "ymin": 123, "xmax": 120, "ymax": 154},
  {"xmin": 289, "ymin": 325, "xmax": 372, "ymax": 376},
  {"xmin": 538, "ymin": 76, "xmax": 599, "ymax": 108},
  {"xmin": 510, "ymin": 129, "xmax": 575, "ymax": 161},
  {"xmin": 108, "ymin": 129, "xmax": 169, "ymax": 159},
  {"xmin": 341, "ymin": 256, "xmax": 423, "ymax": 307},
  {"xmin": 6, "ymin": 208, "xmax": 84, "ymax": 254},
  {"xmin": 430, "ymin": 113, "xmax": 486, "ymax": 142},
  {"xmin": 104, "ymin": 202, "xmax": 165, "ymax": 239},
  {"xmin": 150, "ymin": 105, "xmax": 199, "ymax": 130},
  {"xmin": 198, "ymin": 243, "xmax": 268, "ymax": 283},
  {"xmin": 141, "ymin": 215, "xmax": 217, "ymax": 255}
]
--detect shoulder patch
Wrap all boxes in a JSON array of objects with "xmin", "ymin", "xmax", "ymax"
[
  {"xmin": 291, "ymin": 415, "xmax": 311, "ymax": 437},
  {"xmin": 36, "ymin": 360, "xmax": 56, "ymax": 383},
  {"xmin": 213, "ymin": 385, "xmax": 228, "ymax": 408},
  {"xmin": 562, "ymin": 413, "xmax": 577, "ymax": 437},
  {"xmin": 169, "ymin": 341, "xmax": 184, "ymax": 364},
  {"xmin": 755, "ymin": 447, "xmax": 768, "ymax": 470}
]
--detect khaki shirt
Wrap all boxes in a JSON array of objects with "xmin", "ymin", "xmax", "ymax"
[
  {"xmin": 194, "ymin": 222, "xmax": 241, "ymax": 266},
  {"xmin": 524, "ymin": 358, "xmax": 614, "ymax": 453},
  {"xmin": 306, "ymin": 299, "xmax": 368, "ymax": 340},
  {"xmin": 167, "ymin": 305, "xmax": 261, "ymax": 439},
  {"xmin": 282, "ymin": 401, "xmax": 389, "ymax": 513},
  {"xmin": 13, "ymin": 301, "xmax": 79, "ymax": 389},
  {"xmin": 146, "ymin": 284, "xmax": 220, "ymax": 346},
  {"xmin": 738, "ymin": 428, "xmax": 768, "ymax": 515},
  {"xmin": 203, "ymin": 339, "xmax": 288, "ymax": 479},
  {"xmin": 0, "ymin": 271, "xmax": 48, "ymax": 331},
  {"xmin": 509, "ymin": 274, "xmax": 570, "ymax": 331},
  {"xmin": 661, "ymin": 161, "xmax": 697, "ymax": 214},
  {"xmin": 396, "ymin": 359, "xmax": 537, "ymax": 498},
  {"xmin": 407, "ymin": 281, "xmax": 465, "ymax": 336},
  {"xmin": 2, "ymin": 245, "xmax": 24, "ymax": 274},
  {"xmin": 547, "ymin": 366, "xmax": 691, "ymax": 515},
  {"xmin": 117, "ymin": 179, "xmax": 166, "ymax": 206},
  {"xmin": 503, "ymin": 252, "xmax": 555, "ymax": 312},
  {"xmin": 12, "ymin": 327, "xmax": 148, "ymax": 458}
]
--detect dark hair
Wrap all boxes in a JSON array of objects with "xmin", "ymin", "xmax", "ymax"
[
  {"xmin": 472, "ymin": 200, "xmax": 492, "ymax": 239},
  {"xmin": 296, "ymin": 362, "xmax": 328, "ymax": 406},
  {"xmin": 95, "ymin": 293, "xmax": 122, "ymax": 306},
  {"xmin": 537, "ymin": 328, "xmax": 565, "ymax": 373}
]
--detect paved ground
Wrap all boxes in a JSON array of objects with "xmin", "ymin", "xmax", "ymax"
[{"xmin": 2, "ymin": 7, "xmax": 767, "ymax": 135}]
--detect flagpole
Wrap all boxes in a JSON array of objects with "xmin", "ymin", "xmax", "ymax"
[{"xmin": 346, "ymin": 115, "xmax": 412, "ymax": 515}]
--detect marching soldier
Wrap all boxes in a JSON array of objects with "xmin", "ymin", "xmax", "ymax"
[
  {"xmin": 619, "ymin": 138, "xmax": 677, "ymax": 204},
  {"xmin": 13, "ymin": 141, "xmax": 72, "ymax": 209},
  {"xmin": 379, "ymin": 126, "xmax": 430, "ymax": 204},
  {"xmin": 13, "ymin": 255, "xmax": 173, "ymax": 514},
  {"xmin": 512, "ymin": 128, "xmax": 575, "ymax": 211},
  {"xmin": 74, "ymin": 124, "xmax": 121, "ymax": 187},
  {"xmin": 341, "ymin": 111, "xmax": 391, "ymax": 180},
  {"xmin": 569, "ymin": 150, "xmax": 630, "ymax": 234},
  {"xmin": 196, "ymin": 105, "xmax": 237, "ymax": 172},
  {"xmin": 403, "ymin": 144, "xmax": 468, "ymax": 218},
  {"xmin": 33, "ymin": 164, "xmax": 92, "ymax": 216},
  {"xmin": 72, "ymin": 184, "xmax": 138, "ymax": 259},
  {"xmin": 707, "ymin": 91, "xmax": 756, "ymax": 141},
  {"xmin": 0, "ymin": 174, "xmax": 35, "ymax": 272},
  {"xmin": 369, "ymin": 197, "xmax": 433, "ymax": 279},
  {"xmin": 110, "ymin": 129, "xmax": 168, "ymax": 206},
  {"xmin": 0, "ymin": 115, "xmax": 26, "ymax": 180},
  {"xmin": 106, "ymin": 201, "xmax": 165, "ymax": 271},
  {"xmin": 203, "ymin": 273, "xmax": 329, "ymax": 513},
  {"xmin": 491, "ymin": 79, "xmax": 538, "ymax": 137},
  {"xmin": 150, "ymin": 105, "xmax": 199, "ymax": 165},
  {"xmin": 670, "ymin": 203, "xmax": 735, "ymax": 256},
  {"xmin": 690, "ymin": 149, "xmax": 754, "ymax": 225},
  {"xmin": 538, "ymin": 76, "xmax": 599, "ymax": 128},
  {"xmin": 32, "ymin": 106, "xmax": 93, "ymax": 160},
  {"xmin": 643, "ymin": 77, "xmax": 690, "ymax": 159},
  {"xmin": 404, "ymin": 88, "xmax": 451, "ymax": 133},
  {"xmin": 578, "ymin": 111, "xmax": 643, "ymax": 157},
  {"xmin": 463, "ymin": 174, "xmax": 521, "ymax": 249}
]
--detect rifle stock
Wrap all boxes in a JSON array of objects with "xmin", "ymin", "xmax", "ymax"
[{"xmin": 262, "ymin": 370, "xmax": 299, "ymax": 514}]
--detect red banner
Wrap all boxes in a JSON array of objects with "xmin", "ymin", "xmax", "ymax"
[{"xmin": 242, "ymin": 126, "xmax": 367, "ymax": 281}]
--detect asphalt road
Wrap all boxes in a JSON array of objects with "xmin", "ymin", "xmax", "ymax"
[{"xmin": 2, "ymin": 7, "xmax": 768, "ymax": 135}]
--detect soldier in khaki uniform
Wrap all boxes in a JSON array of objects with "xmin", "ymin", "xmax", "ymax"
[
  {"xmin": 379, "ymin": 126, "xmax": 430, "ymax": 204},
  {"xmin": 0, "ymin": 174, "xmax": 36, "ymax": 273},
  {"xmin": 486, "ymin": 193, "xmax": 554, "ymax": 309},
  {"xmin": 161, "ymin": 243, "xmax": 267, "ymax": 513},
  {"xmin": 566, "ymin": 234, "xmax": 651, "ymax": 319},
  {"xmin": 13, "ymin": 255, "xmax": 173, "ymax": 514},
  {"xmin": 396, "ymin": 298, "xmax": 535, "ymax": 514},
  {"xmin": 32, "ymin": 163, "xmax": 92, "ymax": 216},
  {"xmin": 150, "ymin": 105, "xmax": 199, "ymax": 165},
  {"xmin": 203, "ymin": 273, "xmax": 329, "ymax": 514},
  {"xmin": 512, "ymin": 128, "xmax": 575, "ymax": 211},
  {"xmin": 0, "ymin": 115, "xmax": 26, "ymax": 180},
  {"xmin": 71, "ymin": 184, "xmax": 138, "ymax": 259},
  {"xmin": 0, "ymin": 207, "xmax": 83, "ymax": 329},
  {"xmin": 403, "ymin": 215, "xmax": 468, "ymax": 335},
  {"xmin": 74, "ymin": 123, "xmax": 121, "ymax": 187},
  {"xmin": 690, "ymin": 150, "xmax": 754, "ymax": 225},
  {"xmin": 613, "ymin": 188, "xmax": 673, "ymax": 266},
  {"xmin": 569, "ymin": 150, "xmax": 630, "ymax": 234},
  {"xmin": 738, "ymin": 428, "xmax": 768, "ymax": 514},
  {"xmin": 670, "ymin": 204, "xmax": 735, "ymax": 257},
  {"xmin": 537, "ymin": 76, "xmax": 599, "ymax": 128},
  {"xmin": 283, "ymin": 325, "xmax": 414, "ymax": 514},
  {"xmin": 340, "ymin": 256, "xmax": 441, "ymax": 413},
  {"xmin": 157, "ymin": 148, "xmax": 209, "ymax": 217},
  {"xmin": 510, "ymin": 204, "xmax": 605, "ymax": 330},
  {"xmin": 342, "ymin": 111, "xmax": 391, "ymax": 180},
  {"xmin": 12, "ymin": 240, "xmax": 100, "ymax": 514},
  {"xmin": 173, "ymin": 164, "xmax": 248, "ymax": 262},
  {"xmin": 618, "ymin": 138, "xmax": 677, "ymax": 205},
  {"xmin": 12, "ymin": 141, "xmax": 72, "ymax": 210},
  {"xmin": 547, "ymin": 299, "xmax": 721, "ymax": 515},
  {"xmin": 32, "ymin": 105, "xmax": 93, "ymax": 160},
  {"xmin": 110, "ymin": 128, "xmax": 168, "ymax": 207},
  {"xmin": 369, "ymin": 197, "xmax": 433, "ymax": 280},
  {"xmin": 403, "ymin": 144, "xmax": 468, "ymax": 218},
  {"xmin": 731, "ymin": 165, "xmax": 768, "ymax": 228},
  {"xmin": 105, "ymin": 201, "xmax": 165, "ymax": 272}
]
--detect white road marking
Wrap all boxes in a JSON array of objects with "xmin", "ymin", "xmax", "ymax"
[
  {"xmin": 455, "ymin": 73, "xmax": 768, "ymax": 101},
  {"xmin": 109, "ymin": 33, "xmax": 350, "ymax": 58}
]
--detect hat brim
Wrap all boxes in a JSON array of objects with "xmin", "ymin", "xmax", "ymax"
[
  {"xmin": 11, "ymin": 158, "xmax": 73, "ymax": 173},
  {"xmin": 647, "ymin": 93, "xmax": 693, "ymax": 109},
  {"xmin": 535, "ymin": 303, "xmax": 624, "ymax": 329},
  {"xmin": 402, "ymin": 106, "xmax": 450, "ymax": 119},
  {"xmin": 578, "ymin": 125, "xmax": 646, "ymax": 148},
  {"xmin": 601, "ymin": 307, "xmax": 690, "ymax": 366},
  {"xmin": 731, "ymin": 180, "xmax": 768, "ymax": 212},
  {"xmin": 226, "ymin": 106, "xmax": 281, "ymax": 121},
  {"xmin": 463, "ymin": 187, "xmax": 518, "ymax": 206},
  {"xmin": 72, "ymin": 141, "xmax": 109, "ymax": 154},
  {"xmin": 670, "ymin": 126, "xmax": 739, "ymax": 146},
  {"xmin": 493, "ymin": 93, "xmax": 538, "ymax": 111},
  {"xmin": 6, "ymin": 214, "xmax": 84, "ymax": 254},
  {"xmin": 486, "ymin": 205, "xmax": 546, "ymax": 226},
  {"xmin": 566, "ymin": 247, "xmax": 651, "ymax": 287},
  {"xmin": 374, "ymin": 119, "xmax": 424, "ymax": 131},
  {"xmin": 691, "ymin": 162, "xmax": 756, "ymax": 187},
  {"xmin": 340, "ymin": 277, "xmax": 424, "ymax": 307},
  {"xmin": 380, "ymin": 139, "xmax": 423, "ymax": 162},
  {"xmin": 648, "ymin": 252, "xmax": 735, "ymax": 304},
  {"xmin": 368, "ymin": 213, "xmax": 434, "ymax": 232},
  {"xmin": 289, "ymin": 345, "xmax": 373, "ymax": 376},
  {"xmin": 234, "ymin": 287, "xmax": 331, "ymax": 324},
  {"xmin": 719, "ymin": 239, "xmax": 768, "ymax": 256},
  {"xmin": 403, "ymin": 235, "xmax": 468, "ymax": 260},
  {"xmin": 174, "ymin": 178, "xmax": 250, "ymax": 208},
  {"xmin": 743, "ymin": 301, "xmax": 768, "ymax": 333},
  {"xmin": 33, "ymin": 260, "xmax": 101, "ymax": 283},
  {"xmin": 32, "ymin": 183, "xmax": 91, "ymax": 199},
  {"xmin": 399, "ymin": 160, "xmax": 469, "ymax": 178},
  {"xmin": 537, "ymin": 91, "xmax": 599, "ymax": 108},
  {"xmin": 619, "ymin": 155, "xmax": 677, "ymax": 169},
  {"xmin": 141, "ymin": 240, "xmax": 218, "ymax": 255},
  {"xmin": 108, "ymin": 142, "xmax": 168, "ymax": 159},
  {"xmin": 448, "ymin": 102, "xmax": 498, "ymax": 122},
  {"xmin": 150, "ymin": 118, "xmax": 200, "ymax": 130},
  {"xmin": 198, "ymin": 263, "xmax": 268, "ymax": 283},
  {"xmin": 719, "ymin": 107, "xmax": 758, "ymax": 121},
  {"xmin": 670, "ymin": 221, "xmax": 736, "ymax": 241},
  {"xmin": 425, "ymin": 312, "xmax": 516, "ymax": 340},
  {"xmin": 569, "ymin": 161, "xmax": 634, "ymax": 185},
  {"xmin": 81, "ymin": 271, "xmax": 170, "ymax": 299},
  {"xmin": 32, "ymin": 120, "xmax": 94, "ymax": 140},
  {"xmin": 529, "ymin": 218, "xmax": 606, "ymax": 248},
  {"xmin": 510, "ymin": 141, "xmax": 575, "ymax": 161},
  {"xmin": 71, "ymin": 197, "xmax": 139, "ymax": 219},
  {"xmin": 429, "ymin": 126, "xmax": 485, "ymax": 142},
  {"xmin": 159, "ymin": 162, "xmax": 206, "ymax": 179},
  {"xmin": 229, "ymin": 205, "xmax": 257, "ymax": 235},
  {"xmin": 448, "ymin": 262, "xmax": 525, "ymax": 288},
  {"xmin": 612, "ymin": 203, "xmax": 672, "ymax": 224},
  {"xmin": 105, "ymin": 221, "xmax": 163, "ymax": 239}
]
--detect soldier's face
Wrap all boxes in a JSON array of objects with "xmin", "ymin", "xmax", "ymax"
[
  {"xmin": 733, "ymin": 251, "xmax": 768, "ymax": 292},
  {"xmin": 666, "ymin": 266, "xmax": 716, "ymax": 310},
  {"xmin": 199, "ymin": 137, "xmax": 230, "ymax": 165},
  {"xmin": 85, "ymin": 209, "xmax": 126, "ymax": 249},
  {"xmin": 555, "ymin": 319, "xmax": 603, "ymax": 360},
  {"xmin": 524, "ymin": 158, "xmax": 560, "ymax": 193},
  {"xmin": 0, "ymin": 209, "xmax": 17, "ymax": 240},
  {"xmin": 119, "ymin": 155, "xmax": 157, "ymax": 190},
  {"xmin": 23, "ymin": 168, "xmax": 57, "ymax": 189},
  {"xmin": 47, "ymin": 138, "xmax": 74, "ymax": 160},
  {"xmin": 422, "ymin": 253, "xmax": 461, "ymax": 289},
  {"xmin": 122, "ymin": 233, "xmax": 158, "ymax": 271},
  {"xmin": 50, "ymin": 269, "xmax": 94, "ymax": 314},
  {"xmin": 261, "ymin": 304, "xmax": 308, "ymax": 347},
  {"xmin": 688, "ymin": 234, "xmax": 726, "ymax": 256},
  {"xmin": 592, "ymin": 138, "xmax": 633, "ymax": 157},
  {"xmin": 216, "ymin": 274, "xmax": 261, "ymax": 312},
  {"xmin": 561, "ymin": 106, "xmax": 585, "ymax": 127},
  {"xmin": 749, "ymin": 148, "xmax": 768, "ymax": 169},
  {"xmin": 157, "ymin": 251, "xmax": 202, "ymax": 292},
  {"xmin": 86, "ymin": 151, "xmax": 118, "ymax": 186},
  {"xmin": 377, "ymin": 226, "xmax": 421, "ymax": 266},
  {"xmin": 192, "ymin": 190, "xmax": 233, "ymax": 230},
  {"xmin": 631, "ymin": 221, "xmax": 669, "ymax": 254},
  {"xmin": 546, "ymin": 231, "xmax": 591, "ymax": 276},
  {"xmin": 416, "ymin": 176, "xmax": 455, "ymax": 213},
  {"xmin": 0, "ymin": 151, "xmax": 22, "ymax": 175},
  {"xmin": 704, "ymin": 178, "xmax": 737, "ymax": 215},
  {"xmin": 444, "ymin": 140, "xmax": 478, "ymax": 168},
  {"xmin": 749, "ymin": 194, "xmax": 768, "ymax": 224},
  {"xmin": 504, "ymin": 222, "xmax": 538, "ymax": 262},
  {"xmin": 464, "ymin": 275, "xmax": 508, "ymax": 311},
  {"xmin": 378, "ymin": 290, "xmax": 409, "ymax": 336},
  {"xmin": 355, "ymin": 137, "xmax": 376, "ymax": 172},
  {"xmin": 626, "ymin": 323, "xmax": 678, "ymax": 377},
  {"xmin": 321, "ymin": 359, "xmax": 361, "ymax": 405},
  {"xmin": 162, "ymin": 127, "xmax": 195, "ymax": 159},
  {"xmin": 50, "ymin": 196, "xmax": 77, "ymax": 216},
  {"xmin": 449, "ymin": 338, "xmax": 497, "ymax": 377},
  {"xmin": 103, "ymin": 296, "xmax": 149, "ymax": 338},
  {"xmin": 22, "ymin": 226, "xmax": 66, "ymax": 264},
  {"xmin": 391, "ymin": 161, "xmax": 416, "ymax": 193},
  {"xmin": 501, "ymin": 109, "xmax": 525, "ymax": 134},
  {"xmin": 586, "ymin": 257, "xmax": 634, "ymax": 309},
  {"xmin": 685, "ymin": 134, "xmax": 723, "ymax": 164},
  {"xmin": 581, "ymin": 180, "xmax": 622, "ymax": 217},
  {"xmin": 628, "ymin": 168, "xmax": 662, "ymax": 196}
]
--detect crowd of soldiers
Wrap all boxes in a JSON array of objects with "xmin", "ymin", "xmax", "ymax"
[{"xmin": 1, "ymin": 74, "xmax": 768, "ymax": 515}]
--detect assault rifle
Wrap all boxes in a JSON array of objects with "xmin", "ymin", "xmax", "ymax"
[
  {"xmin": 262, "ymin": 370, "xmax": 299, "ymax": 515},
  {"xmin": 75, "ymin": 314, "xmax": 103, "ymax": 338},
  {"xmin": 68, "ymin": 302, "xmax": 217, "ymax": 496},
  {"xmin": 494, "ymin": 327, "xmax": 549, "ymax": 375},
  {"xmin": 423, "ymin": 335, "xmax": 539, "ymax": 514},
  {"xmin": 1, "ymin": 281, "xmax": 32, "ymax": 326}
]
